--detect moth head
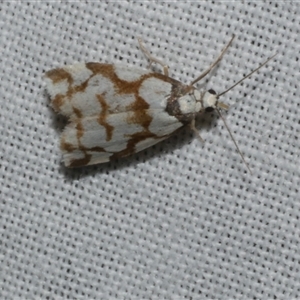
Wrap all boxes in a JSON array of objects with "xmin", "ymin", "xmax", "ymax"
[{"xmin": 202, "ymin": 89, "xmax": 229, "ymax": 112}]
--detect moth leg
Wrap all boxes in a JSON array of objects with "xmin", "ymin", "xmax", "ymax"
[
  {"xmin": 190, "ymin": 119, "xmax": 205, "ymax": 143},
  {"xmin": 137, "ymin": 37, "xmax": 169, "ymax": 76}
]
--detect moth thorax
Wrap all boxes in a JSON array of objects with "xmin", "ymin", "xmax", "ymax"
[
  {"xmin": 203, "ymin": 89, "xmax": 218, "ymax": 112},
  {"xmin": 177, "ymin": 92, "xmax": 201, "ymax": 115}
]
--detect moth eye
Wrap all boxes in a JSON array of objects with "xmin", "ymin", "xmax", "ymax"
[
  {"xmin": 208, "ymin": 89, "xmax": 217, "ymax": 95},
  {"xmin": 205, "ymin": 107, "xmax": 214, "ymax": 112}
]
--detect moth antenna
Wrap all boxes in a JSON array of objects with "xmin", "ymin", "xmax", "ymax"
[
  {"xmin": 190, "ymin": 35, "xmax": 235, "ymax": 86},
  {"xmin": 216, "ymin": 108, "xmax": 252, "ymax": 174},
  {"xmin": 214, "ymin": 53, "xmax": 276, "ymax": 174},
  {"xmin": 218, "ymin": 53, "xmax": 277, "ymax": 98}
]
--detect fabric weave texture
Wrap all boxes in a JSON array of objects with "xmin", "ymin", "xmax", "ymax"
[{"xmin": 0, "ymin": 2, "xmax": 299, "ymax": 299}]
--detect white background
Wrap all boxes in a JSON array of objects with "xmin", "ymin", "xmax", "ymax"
[{"xmin": 1, "ymin": 2, "xmax": 299, "ymax": 299}]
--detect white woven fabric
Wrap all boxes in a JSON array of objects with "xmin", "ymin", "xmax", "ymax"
[{"xmin": 1, "ymin": 2, "xmax": 299, "ymax": 299}]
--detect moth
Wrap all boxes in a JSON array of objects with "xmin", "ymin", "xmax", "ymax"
[{"xmin": 44, "ymin": 36, "xmax": 274, "ymax": 170}]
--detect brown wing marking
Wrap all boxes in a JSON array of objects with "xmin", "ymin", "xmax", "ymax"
[
  {"xmin": 45, "ymin": 68, "xmax": 73, "ymax": 112},
  {"xmin": 96, "ymin": 94, "xmax": 114, "ymax": 141},
  {"xmin": 110, "ymin": 131, "xmax": 161, "ymax": 160},
  {"xmin": 45, "ymin": 68, "xmax": 73, "ymax": 84}
]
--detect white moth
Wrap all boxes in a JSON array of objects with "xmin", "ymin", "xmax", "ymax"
[{"xmin": 44, "ymin": 36, "xmax": 274, "ymax": 170}]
